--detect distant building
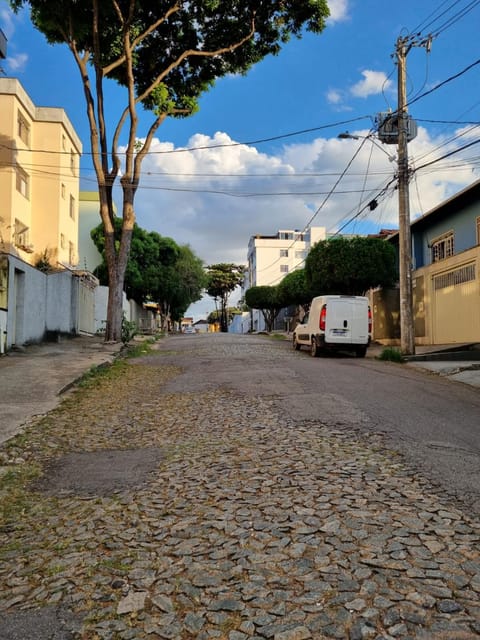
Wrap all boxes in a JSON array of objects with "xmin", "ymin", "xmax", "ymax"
[
  {"xmin": 78, "ymin": 191, "xmax": 105, "ymax": 272},
  {"xmin": 245, "ymin": 226, "xmax": 326, "ymax": 332}
]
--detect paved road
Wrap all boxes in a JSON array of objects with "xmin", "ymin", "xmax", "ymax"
[
  {"xmin": 159, "ymin": 333, "xmax": 480, "ymax": 516},
  {"xmin": 0, "ymin": 332, "xmax": 478, "ymax": 639}
]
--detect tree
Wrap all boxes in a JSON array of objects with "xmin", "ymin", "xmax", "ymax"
[
  {"xmin": 91, "ymin": 221, "xmax": 205, "ymax": 329},
  {"xmin": 206, "ymin": 263, "xmax": 245, "ymax": 332},
  {"xmin": 245, "ymin": 285, "xmax": 283, "ymax": 332},
  {"xmin": 157, "ymin": 245, "xmax": 206, "ymax": 328},
  {"xmin": 276, "ymin": 268, "xmax": 313, "ymax": 311},
  {"xmin": 305, "ymin": 237, "xmax": 397, "ymax": 296},
  {"xmin": 10, "ymin": 1, "xmax": 330, "ymax": 341},
  {"xmin": 91, "ymin": 219, "xmax": 179, "ymax": 303}
]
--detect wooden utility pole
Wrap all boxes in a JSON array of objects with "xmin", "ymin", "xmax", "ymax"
[{"xmin": 396, "ymin": 36, "xmax": 415, "ymax": 355}]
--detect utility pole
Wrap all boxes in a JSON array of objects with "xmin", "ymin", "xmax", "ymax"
[{"xmin": 396, "ymin": 36, "xmax": 415, "ymax": 356}]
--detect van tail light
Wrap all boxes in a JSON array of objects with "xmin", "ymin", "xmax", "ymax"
[
  {"xmin": 368, "ymin": 306, "xmax": 372, "ymax": 334},
  {"xmin": 319, "ymin": 304, "xmax": 327, "ymax": 331}
]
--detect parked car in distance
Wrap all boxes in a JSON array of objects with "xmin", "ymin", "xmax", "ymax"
[
  {"xmin": 293, "ymin": 295, "xmax": 371, "ymax": 358},
  {"xmin": 183, "ymin": 326, "xmax": 196, "ymax": 334}
]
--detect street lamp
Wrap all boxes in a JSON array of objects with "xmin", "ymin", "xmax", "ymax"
[{"xmin": 337, "ymin": 132, "xmax": 396, "ymax": 162}]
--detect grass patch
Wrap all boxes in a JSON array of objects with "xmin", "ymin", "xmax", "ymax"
[
  {"xmin": 378, "ymin": 346, "xmax": 404, "ymax": 362},
  {"xmin": 0, "ymin": 463, "xmax": 42, "ymax": 530}
]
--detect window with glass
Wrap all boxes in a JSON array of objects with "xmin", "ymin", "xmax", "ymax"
[
  {"xmin": 70, "ymin": 195, "xmax": 75, "ymax": 220},
  {"xmin": 280, "ymin": 264, "xmax": 289, "ymax": 273},
  {"xmin": 280, "ymin": 249, "xmax": 288, "ymax": 257},
  {"xmin": 17, "ymin": 111, "xmax": 30, "ymax": 146},
  {"xmin": 16, "ymin": 165, "xmax": 29, "ymax": 199},
  {"xmin": 431, "ymin": 231, "xmax": 454, "ymax": 263},
  {"xmin": 14, "ymin": 219, "xmax": 29, "ymax": 248}
]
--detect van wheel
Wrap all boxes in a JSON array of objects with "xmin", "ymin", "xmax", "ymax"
[
  {"xmin": 356, "ymin": 346, "xmax": 367, "ymax": 358},
  {"xmin": 311, "ymin": 339, "xmax": 320, "ymax": 357},
  {"xmin": 293, "ymin": 336, "xmax": 301, "ymax": 351}
]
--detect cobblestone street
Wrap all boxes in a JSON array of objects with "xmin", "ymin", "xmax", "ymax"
[{"xmin": 0, "ymin": 334, "xmax": 479, "ymax": 639}]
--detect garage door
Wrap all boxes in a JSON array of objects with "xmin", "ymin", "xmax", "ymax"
[{"xmin": 433, "ymin": 263, "xmax": 480, "ymax": 343}]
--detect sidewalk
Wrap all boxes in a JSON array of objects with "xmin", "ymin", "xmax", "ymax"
[
  {"xmin": 0, "ymin": 334, "xmax": 123, "ymax": 446},
  {"xmin": 367, "ymin": 341, "xmax": 480, "ymax": 389}
]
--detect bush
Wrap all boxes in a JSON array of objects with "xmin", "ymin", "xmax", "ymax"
[{"xmin": 378, "ymin": 347, "xmax": 404, "ymax": 363}]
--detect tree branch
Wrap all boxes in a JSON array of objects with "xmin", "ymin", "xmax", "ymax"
[
  {"xmin": 135, "ymin": 17, "xmax": 256, "ymax": 107},
  {"xmin": 102, "ymin": 1, "xmax": 181, "ymax": 76}
]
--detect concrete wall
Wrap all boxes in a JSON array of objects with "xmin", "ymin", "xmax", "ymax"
[
  {"xmin": 2, "ymin": 254, "xmax": 98, "ymax": 349},
  {"xmin": 7, "ymin": 254, "xmax": 47, "ymax": 346},
  {"xmin": 45, "ymin": 270, "xmax": 76, "ymax": 334}
]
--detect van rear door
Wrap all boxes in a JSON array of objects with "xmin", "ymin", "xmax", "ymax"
[{"xmin": 325, "ymin": 296, "xmax": 368, "ymax": 345}]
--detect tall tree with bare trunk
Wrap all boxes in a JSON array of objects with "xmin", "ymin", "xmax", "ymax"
[{"xmin": 10, "ymin": 0, "xmax": 329, "ymax": 341}]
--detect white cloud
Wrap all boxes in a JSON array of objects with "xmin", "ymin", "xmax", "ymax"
[
  {"xmin": 122, "ymin": 126, "xmax": 478, "ymax": 318},
  {"xmin": 0, "ymin": 4, "xmax": 15, "ymax": 38},
  {"xmin": 327, "ymin": 0, "xmax": 350, "ymax": 23},
  {"xmin": 326, "ymin": 89, "xmax": 343, "ymax": 105},
  {"xmin": 350, "ymin": 70, "xmax": 393, "ymax": 98},
  {"xmin": 7, "ymin": 52, "xmax": 28, "ymax": 72}
]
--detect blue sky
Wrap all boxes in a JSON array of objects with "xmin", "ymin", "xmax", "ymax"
[{"xmin": 1, "ymin": 0, "xmax": 480, "ymax": 318}]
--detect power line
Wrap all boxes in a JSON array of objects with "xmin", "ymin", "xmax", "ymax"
[{"xmin": 407, "ymin": 57, "xmax": 480, "ymax": 109}]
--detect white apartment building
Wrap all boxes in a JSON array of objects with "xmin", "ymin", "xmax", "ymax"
[{"xmin": 246, "ymin": 226, "xmax": 326, "ymax": 331}]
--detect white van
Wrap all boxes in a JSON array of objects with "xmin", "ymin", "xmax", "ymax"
[{"xmin": 293, "ymin": 295, "xmax": 371, "ymax": 358}]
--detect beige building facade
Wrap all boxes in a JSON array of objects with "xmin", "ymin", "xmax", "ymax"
[{"xmin": 0, "ymin": 78, "xmax": 82, "ymax": 269}]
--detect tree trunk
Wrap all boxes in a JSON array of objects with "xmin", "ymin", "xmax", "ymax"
[{"xmin": 101, "ymin": 194, "xmax": 135, "ymax": 342}]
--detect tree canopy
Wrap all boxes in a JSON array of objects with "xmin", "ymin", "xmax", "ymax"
[
  {"xmin": 245, "ymin": 285, "xmax": 283, "ymax": 332},
  {"xmin": 276, "ymin": 268, "xmax": 313, "ymax": 310},
  {"xmin": 10, "ymin": 0, "xmax": 330, "ymax": 341},
  {"xmin": 206, "ymin": 263, "xmax": 245, "ymax": 332},
  {"xmin": 91, "ymin": 219, "xmax": 205, "ymax": 327},
  {"xmin": 305, "ymin": 237, "xmax": 397, "ymax": 296}
]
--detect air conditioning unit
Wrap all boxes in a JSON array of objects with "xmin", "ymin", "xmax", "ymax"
[{"xmin": 376, "ymin": 112, "xmax": 418, "ymax": 145}]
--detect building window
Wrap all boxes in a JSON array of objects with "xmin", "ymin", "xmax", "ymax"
[
  {"xmin": 61, "ymin": 183, "xmax": 66, "ymax": 199},
  {"xmin": 70, "ymin": 149, "xmax": 75, "ymax": 174},
  {"xmin": 280, "ymin": 249, "xmax": 288, "ymax": 257},
  {"xmin": 69, "ymin": 195, "xmax": 75, "ymax": 220},
  {"xmin": 16, "ymin": 165, "xmax": 29, "ymax": 199},
  {"xmin": 280, "ymin": 264, "xmax": 289, "ymax": 273},
  {"xmin": 60, "ymin": 234, "xmax": 66, "ymax": 249},
  {"xmin": 62, "ymin": 134, "xmax": 66, "ymax": 151},
  {"xmin": 17, "ymin": 111, "xmax": 30, "ymax": 146},
  {"xmin": 14, "ymin": 219, "xmax": 29, "ymax": 249},
  {"xmin": 431, "ymin": 231, "xmax": 454, "ymax": 263},
  {"xmin": 279, "ymin": 232, "xmax": 293, "ymax": 240},
  {"xmin": 295, "ymin": 250, "xmax": 306, "ymax": 260},
  {"xmin": 69, "ymin": 241, "xmax": 75, "ymax": 265}
]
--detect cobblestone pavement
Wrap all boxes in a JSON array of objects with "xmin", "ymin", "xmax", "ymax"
[{"xmin": 0, "ymin": 335, "xmax": 479, "ymax": 639}]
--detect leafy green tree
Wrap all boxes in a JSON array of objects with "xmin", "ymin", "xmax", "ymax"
[
  {"xmin": 91, "ymin": 219, "xmax": 179, "ymax": 303},
  {"xmin": 276, "ymin": 268, "xmax": 313, "ymax": 311},
  {"xmin": 305, "ymin": 237, "xmax": 397, "ymax": 296},
  {"xmin": 91, "ymin": 221, "xmax": 205, "ymax": 329},
  {"xmin": 206, "ymin": 263, "xmax": 245, "ymax": 332},
  {"xmin": 245, "ymin": 285, "xmax": 283, "ymax": 332},
  {"xmin": 157, "ymin": 245, "xmax": 206, "ymax": 327},
  {"xmin": 10, "ymin": 0, "xmax": 330, "ymax": 341}
]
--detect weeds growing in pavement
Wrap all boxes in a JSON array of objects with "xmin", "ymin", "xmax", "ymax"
[{"xmin": 378, "ymin": 346, "xmax": 404, "ymax": 363}]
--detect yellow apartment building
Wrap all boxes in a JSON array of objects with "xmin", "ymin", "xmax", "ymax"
[{"xmin": 0, "ymin": 77, "xmax": 82, "ymax": 269}]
